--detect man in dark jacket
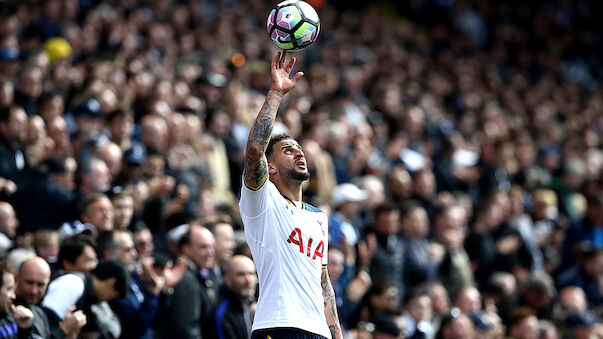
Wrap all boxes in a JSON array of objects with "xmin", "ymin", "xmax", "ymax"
[
  {"xmin": 11, "ymin": 156, "xmax": 78, "ymax": 234},
  {"xmin": 106, "ymin": 230, "xmax": 185, "ymax": 339},
  {"xmin": 0, "ymin": 105, "xmax": 28, "ymax": 185},
  {"xmin": 155, "ymin": 225, "xmax": 218, "ymax": 339},
  {"xmin": 365, "ymin": 201, "xmax": 405, "ymax": 306},
  {"xmin": 211, "ymin": 255, "xmax": 257, "ymax": 339}
]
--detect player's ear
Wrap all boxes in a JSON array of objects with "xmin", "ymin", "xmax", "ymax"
[{"xmin": 267, "ymin": 162, "xmax": 277, "ymax": 175}]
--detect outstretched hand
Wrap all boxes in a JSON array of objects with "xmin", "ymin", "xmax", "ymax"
[{"xmin": 270, "ymin": 51, "xmax": 304, "ymax": 95}]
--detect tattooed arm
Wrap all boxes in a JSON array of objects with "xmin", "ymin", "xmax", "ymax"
[
  {"xmin": 243, "ymin": 51, "xmax": 304, "ymax": 189},
  {"xmin": 322, "ymin": 266, "xmax": 343, "ymax": 339}
]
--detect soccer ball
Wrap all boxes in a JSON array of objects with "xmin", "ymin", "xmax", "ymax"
[{"xmin": 267, "ymin": 0, "xmax": 320, "ymax": 51}]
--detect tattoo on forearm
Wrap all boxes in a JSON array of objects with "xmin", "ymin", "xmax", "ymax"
[
  {"xmin": 244, "ymin": 91, "xmax": 283, "ymax": 187},
  {"xmin": 322, "ymin": 269, "xmax": 342, "ymax": 339}
]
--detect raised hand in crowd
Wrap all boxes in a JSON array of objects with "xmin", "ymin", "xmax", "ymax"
[
  {"xmin": 59, "ymin": 306, "xmax": 87, "ymax": 339},
  {"xmin": 10, "ymin": 304, "xmax": 34, "ymax": 330}
]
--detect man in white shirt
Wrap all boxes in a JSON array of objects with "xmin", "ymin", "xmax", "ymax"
[{"xmin": 239, "ymin": 51, "xmax": 342, "ymax": 339}]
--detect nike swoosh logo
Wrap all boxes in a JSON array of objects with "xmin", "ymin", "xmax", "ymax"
[{"xmin": 277, "ymin": 36, "xmax": 291, "ymax": 43}]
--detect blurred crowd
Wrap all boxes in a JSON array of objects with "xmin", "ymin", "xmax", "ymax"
[{"xmin": 0, "ymin": 0, "xmax": 601, "ymax": 338}]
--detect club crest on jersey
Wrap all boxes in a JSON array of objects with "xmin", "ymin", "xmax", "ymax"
[{"xmin": 287, "ymin": 227, "xmax": 324, "ymax": 260}]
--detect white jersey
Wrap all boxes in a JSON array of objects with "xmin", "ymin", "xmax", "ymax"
[{"xmin": 240, "ymin": 179, "xmax": 330, "ymax": 338}]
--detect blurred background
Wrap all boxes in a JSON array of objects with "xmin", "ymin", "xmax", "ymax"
[{"xmin": 0, "ymin": 0, "xmax": 601, "ymax": 338}]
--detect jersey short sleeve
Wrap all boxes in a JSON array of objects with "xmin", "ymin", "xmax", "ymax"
[{"xmin": 239, "ymin": 177, "xmax": 270, "ymax": 219}]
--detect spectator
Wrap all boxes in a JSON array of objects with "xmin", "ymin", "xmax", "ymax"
[
  {"xmin": 109, "ymin": 190, "xmax": 134, "ymax": 231},
  {"xmin": 211, "ymin": 255, "xmax": 257, "ymax": 339},
  {"xmin": 56, "ymin": 235, "xmax": 98, "ymax": 275},
  {"xmin": 517, "ymin": 274, "xmax": 556, "ymax": 320},
  {"xmin": 0, "ymin": 261, "xmax": 34, "ymax": 338},
  {"xmin": 554, "ymin": 286, "xmax": 588, "ymax": 327},
  {"xmin": 410, "ymin": 168, "xmax": 437, "ymax": 216},
  {"xmin": 0, "ymin": 105, "xmax": 28, "ymax": 185},
  {"xmin": 371, "ymin": 313, "xmax": 403, "ymax": 339},
  {"xmin": 98, "ymin": 142, "xmax": 122, "ymax": 180},
  {"xmin": 354, "ymin": 278, "xmax": 400, "ymax": 328},
  {"xmin": 400, "ymin": 202, "xmax": 440, "ymax": 290},
  {"xmin": 133, "ymin": 224, "xmax": 154, "ymax": 258},
  {"xmin": 0, "ymin": 201, "xmax": 18, "ymax": 252},
  {"xmin": 400, "ymin": 287, "xmax": 435, "ymax": 339},
  {"xmin": 15, "ymin": 256, "xmax": 86, "ymax": 338},
  {"xmin": 113, "ymin": 143, "xmax": 146, "ymax": 188},
  {"xmin": 206, "ymin": 216, "xmax": 236, "ymax": 273},
  {"xmin": 42, "ymin": 259, "xmax": 129, "ymax": 339},
  {"xmin": 435, "ymin": 308, "xmax": 475, "ymax": 339},
  {"xmin": 328, "ymin": 245, "xmax": 372, "ymax": 329},
  {"xmin": 25, "ymin": 115, "xmax": 52, "ymax": 166},
  {"xmin": 139, "ymin": 115, "xmax": 168, "ymax": 154},
  {"xmin": 106, "ymin": 230, "xmax": 163, "ymax": 339},
  {"xmin": 75, "ymin": 156, "xmax": 111, "ymax": 197},
  {"xmin": 507, "ymin": 307, "xmax": 539, "ymax": 339},
  {"xmin": 45, "ymin": 117, "xmax": 71, "ymax": 158},
  {"xmin": 32, "ymin": 230, "xmax": 59, "ymax": 266},
  {"xmin": 560, "ymin": 194, "xmax": 603, "ymax": 272},
  {"xmin": 329, "ymin": 183, "xmax": 368, "ymax": 246},
  {"xmin": 434, "ymin": 203, "xmax": 474, "ymax": 300},
  {"xmin": 453, "ymin": 287, "xmax": 482, "ymax": 314},
  {"xmin": 365, "ymin": 201, "xmax": 405, "ymax": 305},
  {"xmin": 104, "ymin": 109, "xmax": 134, "ymax": 152},
  {"xmin": 13, "ymin": 66, "xmax": 43, "ymax": 116},
  {"xmin": 556, "ymin": 246, "xmax": 603, "ymax": 309},
  {"xmin": 155, "ymin": 225, "xmax": 216, "ymax": 339},
  {"xmin": 79, "ymin": 193, "xmax": 114, "ymax": 234},
  {"xmin": 427, "ymin": 282, "xmax": 451, "ymax": 325},
  {"xmin": 11, "ymin": 156, "xmax": 78, "ymax": 233},
  {"xmin": 563, "ymin": 312, "xmax": 599, "ymax": 339}
]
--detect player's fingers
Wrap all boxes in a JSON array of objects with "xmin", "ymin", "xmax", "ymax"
[
  {"xmin": 279, "ymin": 51, "xmax": 287, "ymax": 68},
  {"xmin": 271, "ymin": 52, "xmax": 280, "ymax": 71},
  {"xmin": 292, "ymin": 71, "xmax": 304, "ymax": 83},
  {"xmin": 284, "ymin": 56, "xmax": 296, "ymax": 74}
]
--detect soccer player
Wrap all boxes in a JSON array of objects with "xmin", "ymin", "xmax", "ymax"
[{"xmin": 239, "ymin": 51, "xmax": 343, "ymax": 339}]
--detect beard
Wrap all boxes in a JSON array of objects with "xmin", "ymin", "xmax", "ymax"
[{"xmin": 278, "ymin": 166, "xmax": 310, "ymax": 182}]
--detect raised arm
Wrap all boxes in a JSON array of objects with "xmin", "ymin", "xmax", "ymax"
[
  {"xmin": 322, "ymin": 267, "xmax": 343, "ymax": 339},
  {"xmin": 243, "ymin": 51, "xmax": 304, "ymax": 189}
]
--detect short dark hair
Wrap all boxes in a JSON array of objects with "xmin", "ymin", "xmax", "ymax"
[
  {"xmin": 92, "ymin": 259, "xmax": 130, "ymax": 298},
  {"xmin": 265, "ymin": 133, "xmax": 294, "ymax": 159},
  {"xmin": 0, "ymin": 258, "xmax": 12, "ymax": 289},
  {"xmin": 79, "ymin": 193, "xmax": 109, "ymax": 217},
  {"xmin": 0, "ymin": 105, "xmax": 20, "ymax": 123},
  {"xmin": 96, "ymin": 231, "xmax": 116, "ymax": 259},
  {"xmin": 399, "ymin": 200, "xmax": 422, "ymax": 219},
  {"xmin": 508, "ymin": 307, "xmax": 536, "ymax": 328},
  {"xmin": 0, "ymin": 106, "xmax": 11, "ymax": 123},
  {"xmin": 403, "ymin": 286, "xmax": 430, "ymax": 306},
  {"xmin": 105, "ymin": 108, "xmax": 133, "ymax": 124},
  {"xmin": 39, "ymin": 156, "xmax": 69, "ymax": 175},
  {"xmin": 366, "ymin": 277, "xmax": 395, "ymax": 299},
  {"xmin": 58, "ymin": 235, "xmax": 97, "ymax": 269},
  {"xmin": 373, "ymin": 200, "xmax": 398, "ymax": 217}
]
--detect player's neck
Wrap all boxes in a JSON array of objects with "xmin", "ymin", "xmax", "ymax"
[{"xmin": 274, "ymin": 179, "xmax": 303, "ymax": 202}]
